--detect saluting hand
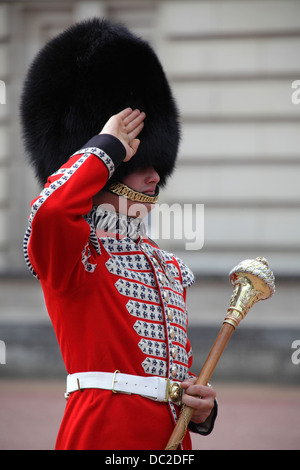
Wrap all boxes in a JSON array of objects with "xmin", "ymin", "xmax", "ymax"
[{"xmin": 100, "ymin": 108, "xmax": 146, "ymax": 162}]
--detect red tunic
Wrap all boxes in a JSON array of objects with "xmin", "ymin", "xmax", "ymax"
[{"xmin": 24, "ymin": 135, "xmax": 211, "ymax": 450}]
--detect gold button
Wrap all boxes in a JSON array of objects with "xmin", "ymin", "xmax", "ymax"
[
  {"xmin": 167, "ymin": 309, "xmax": 173, "ymax": 321},
  {"xmin": 163, "ymin": 291, "xmax": 169, "ymax": 302},
  {"xmin": 172, "ymin": 348, "xmax": 177, "ymax": 359},
  {"xmin": 170, "ymin": 328, "xmax": 175, "ymax": 339},
  {"xmin": 171, "ymin": 366, "xmax": 178, "ymax": 377}
]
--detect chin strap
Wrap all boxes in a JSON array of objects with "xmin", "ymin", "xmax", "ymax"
[{"xmin": 108, "ymin": 182, "xmax": 159, "ymax": 204}]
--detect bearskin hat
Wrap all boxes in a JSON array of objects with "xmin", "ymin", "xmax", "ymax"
[{"xmin": 20, "ymin": 18, "xmax": 180, "ymax": 187}]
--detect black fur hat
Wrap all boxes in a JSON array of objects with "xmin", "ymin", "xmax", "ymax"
[{"xmin": 20, "ymin": 18, "xmax": 180, "ymax": 187}]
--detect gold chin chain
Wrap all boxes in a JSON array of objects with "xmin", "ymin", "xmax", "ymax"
[{"xmin": 109, "ymin": 182, "xmax": 159, "ymax": 204}]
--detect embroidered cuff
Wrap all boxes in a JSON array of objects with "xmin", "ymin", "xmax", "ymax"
[
  {"xmin": 84, "ymin": 134, "xmax": 126, "ymax": 170},
  {"xmin": 188, "ymin": 399, "xmax": 218, "ymax": 436}
]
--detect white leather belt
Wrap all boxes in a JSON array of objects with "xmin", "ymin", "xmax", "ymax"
[{"xmin": 65, "ymin": 371, "xmax": 183, "ymax": 405}]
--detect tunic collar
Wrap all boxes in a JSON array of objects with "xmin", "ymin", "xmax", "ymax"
[{"xmin": 88, "ymin": 206, "xmax": 147, "ymax": 241}]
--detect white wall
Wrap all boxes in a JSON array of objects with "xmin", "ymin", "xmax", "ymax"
[{"xmin": 155, "ymin": 0, "xmax": 300, "ymax": 278}]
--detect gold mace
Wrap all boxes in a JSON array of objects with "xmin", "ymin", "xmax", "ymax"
[{"xmin": 165, "ymin": 257, "xmax": 275, "ymax": 450}]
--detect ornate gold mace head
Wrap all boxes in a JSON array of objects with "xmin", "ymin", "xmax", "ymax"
[{"xmin": 224, "ymin": 257, "xmax": 275, "ymax": 329}]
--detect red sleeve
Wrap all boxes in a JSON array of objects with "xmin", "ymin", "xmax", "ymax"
[{"xmin": 24, "ymin": 135, "xmax": 125, "ymax": 290}]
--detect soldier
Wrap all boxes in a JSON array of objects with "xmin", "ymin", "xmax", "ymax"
[{"xmin": 21, "ymin": 18, "xmax": 217, "ymax": 450}]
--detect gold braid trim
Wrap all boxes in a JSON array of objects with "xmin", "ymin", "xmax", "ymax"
[
  {"xmin": 165, "ymin": 404, "xmax": 189, "ymax": 450},
  {"xmin": 109, "ymin": 182, "xmax": 159, "ymax": 204}
]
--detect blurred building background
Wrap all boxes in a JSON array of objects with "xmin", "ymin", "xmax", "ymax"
[{"xmin": 0, "ymin": 0, "xmax": 299, "ymax": 387}]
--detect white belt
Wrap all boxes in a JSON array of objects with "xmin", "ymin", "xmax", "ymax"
[{"xmin": 65, "ymin": 371, "xmax": 183, "ymax": 405}]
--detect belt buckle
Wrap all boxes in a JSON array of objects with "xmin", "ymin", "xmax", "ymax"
[{"xmin": 165, "ymin": 379, "xmax": 183, "ymax": 406}]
